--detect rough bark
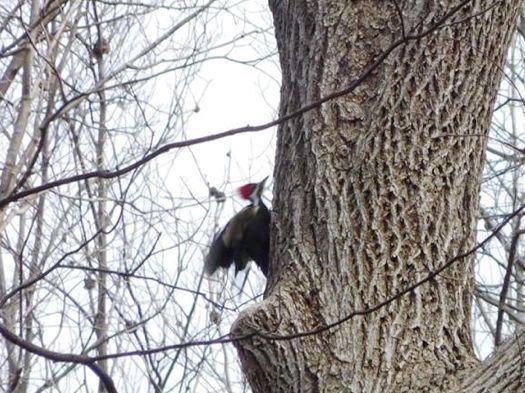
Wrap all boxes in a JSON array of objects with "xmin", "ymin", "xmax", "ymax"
[
  {"xmin": 455, "ymin": 329, "xmax": 525, "ymax": 392},
  {"xmin": 232, "ymin": 1, "xmax": 523, "ymax": 392}
]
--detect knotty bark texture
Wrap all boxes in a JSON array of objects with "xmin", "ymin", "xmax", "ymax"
[{"xmin": 233, "ymin": 1, "xmax": 523, "ymax": 392}]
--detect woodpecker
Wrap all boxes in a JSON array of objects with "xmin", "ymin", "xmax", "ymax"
[{"xmin": 205, "ymin": 177, "xmax": 270, "ymax": 277}]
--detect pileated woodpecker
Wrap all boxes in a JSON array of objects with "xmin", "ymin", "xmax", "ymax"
[{"xmin": 205, "ymin": 177, "xmax": 270, "ymax": 277}]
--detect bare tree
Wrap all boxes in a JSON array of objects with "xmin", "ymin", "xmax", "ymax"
[
  {"xmin": 0, "ymin": 0, "xmax": 276, "ymax": 392},
  {"xmin": 234, "ymin": 1, "xmax": 525, "ymax": 392}
]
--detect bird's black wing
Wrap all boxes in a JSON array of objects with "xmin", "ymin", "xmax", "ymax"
[
  {"xmin": 204, "ymin": 228, "xmax": 234, "ymax": 275},
  {"xmin": 204, "ymin": 205, "xmax": 258, "ymax": 276}
]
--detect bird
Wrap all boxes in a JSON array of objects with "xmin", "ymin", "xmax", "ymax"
[{"xmin": 204, "ymin": 177, "xmax": 270, "ymax": 277}]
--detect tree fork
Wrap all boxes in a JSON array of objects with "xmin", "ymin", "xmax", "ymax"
[{"xmin": 233, "ymin": 1, "xmax": 523, "ymax": 392}]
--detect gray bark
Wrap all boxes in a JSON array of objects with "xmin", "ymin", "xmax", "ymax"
[{"xmin": 233, "ymin": 1, "xmax": 523, "ymax": 392}]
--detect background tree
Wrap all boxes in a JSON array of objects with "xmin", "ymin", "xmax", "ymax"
[
  {"xmin": 234, "ymin": 1, "xmax": 525, "ymax": 392},
  {"xmin": 0, "ymin": 0, "xmax": 276, "ymax": 391},
  {"xmin": 474, "ymin": 21, "xmax": 525, "ymax": 356}
]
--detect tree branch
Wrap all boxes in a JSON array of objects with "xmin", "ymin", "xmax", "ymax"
[{"xmin": 0, "ymin": 322, "xmax": 118, "ymax": 393}]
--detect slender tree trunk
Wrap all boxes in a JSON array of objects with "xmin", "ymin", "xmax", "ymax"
[
  {"xmin": 0, "ymin": 1, "xmax": 39, "ymax": 391},
  {"xmin": 93, "ymin": 9, "xmax": 110, "ymax": 391},
  {"xmin": 233, "ymin": 1, "xmax": 522, "ymax": 392}
]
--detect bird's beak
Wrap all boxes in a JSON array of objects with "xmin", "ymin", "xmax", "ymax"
[
  {"xmin": 253, "ymin": 176, "xmax": 268, "ymax": 201},
  {"xmin": 259, "ymin": 176, "xmax": 269, "ymax": 188}
]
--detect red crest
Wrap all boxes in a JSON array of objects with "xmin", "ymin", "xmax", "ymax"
[{"xmin": 238, "ymin": 183, "xmax": 255, "ymax": 200}]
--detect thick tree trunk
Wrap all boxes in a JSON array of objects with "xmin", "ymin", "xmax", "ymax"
[{"xmin": 233, "ymin": 1, "xmax": 522, "ymax": 392}]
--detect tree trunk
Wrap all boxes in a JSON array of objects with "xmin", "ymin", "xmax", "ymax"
[{"xmin": 233, "ymin": 1, "xmax": 523, "ymax": 392}]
